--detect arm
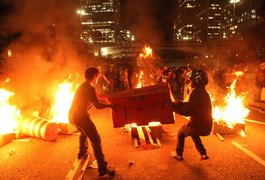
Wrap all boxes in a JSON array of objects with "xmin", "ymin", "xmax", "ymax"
[
  {"xmin": 91, "ymin": 87, "xmax": 112, "ymax": 109},
  {"xmin": 171, "ymin": 101, "xmax": 191, "ymax": 116}
]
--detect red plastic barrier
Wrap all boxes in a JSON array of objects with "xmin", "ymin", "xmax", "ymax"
[{"xmin": 107, "ymin": 84, "xmax": 175, "ymax": 128}]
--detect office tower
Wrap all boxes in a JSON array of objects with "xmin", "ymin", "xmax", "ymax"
[
  {"xmin": 78, "ymin": 0, "xmax": 120, "ymax": 45},
  {"xmin": 223, "ymin": 0, "xmax": 263, "ymax": 40},
  {"xmin": 174, "ymin": 0, "xmax": 223, "ymax": 42}
]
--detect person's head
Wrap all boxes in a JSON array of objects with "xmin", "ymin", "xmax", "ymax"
[
  {"xmin": 187, "ymin": 69, "xmax": 208, "ymax": 88},
  {"xmin": 85, "ymin": 67, "xmax": 99, "ymax": 82}
]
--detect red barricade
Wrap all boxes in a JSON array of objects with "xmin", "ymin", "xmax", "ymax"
[{"xmin": 107, "ymin": 84, "xmax": 175, "ymax": 128}]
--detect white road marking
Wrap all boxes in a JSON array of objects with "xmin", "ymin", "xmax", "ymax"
[
  {"xmin": 232, "ymin": 141, "xmax": 265, "ymax": 167},
  {"xmin": 244, "ymin": 118, "xmax": 265, "ymax": 125}
]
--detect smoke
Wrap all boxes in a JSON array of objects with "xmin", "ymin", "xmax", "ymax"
[
  {"xmin": 3, "ymin": 0, "xmax": 86, "ymax": 112},
  {"xmin": 121, "ymin": 0, "xmax": 174, "ymax": 44}
]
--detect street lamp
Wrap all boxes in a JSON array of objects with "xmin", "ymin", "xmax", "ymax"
[
  {"xmin": 76, "ymin": 9, "xmax": 85, "ymax": 16},
  {"xmin": 229, "ymin": 0, "xmax": 240, "ymax": 16},
  {"xmin": 76, "ymin": 9, "xmax": 85, "ymax": 22}
]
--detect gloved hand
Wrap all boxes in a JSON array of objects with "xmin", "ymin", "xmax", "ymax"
[{"xmin": 165, "ymin": 101, "xmax": 176, "ymax": 110}]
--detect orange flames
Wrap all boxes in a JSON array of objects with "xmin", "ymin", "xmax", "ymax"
[
  {"xmin": 49, "ymin": 74, "xmax": 79, "ymax": 123},
  {"xmin": 139, "ymin": 46, "xmax": 153, "ymax": 58},
  {"xmin": 212, "ymin": 71, "xmax": 249, "ymax": 129},
  {"xmin": 136, "ymin": 46, "xmax": 156, "ymax": 88},
  {"xmin": 136, "ymin": 70, "xmax": 146, "ymax": 88},
  {"xmin": 0, "ymin": 79, "xmax": 21, "ymax": 134}
]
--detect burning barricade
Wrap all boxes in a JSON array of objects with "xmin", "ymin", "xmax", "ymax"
[
  {"xmin": 0, "ymin": 75, "xmax": 80, "ymax": 147},
  {"xmin": 0, "ymin": 84, "xmax": 21, "ymax": 147},
  {"xmin": 211, "ymin": 71, "xmax": 249, "ymax": 138}
]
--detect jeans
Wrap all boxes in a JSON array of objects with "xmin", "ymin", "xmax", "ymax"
[
  {"xmin": 176, "ymin": 124, "xmax": 207, "ymax": 156},
  {"xmin": 72, "ymin": 115, "xmax": 108, "ymax": 175}
]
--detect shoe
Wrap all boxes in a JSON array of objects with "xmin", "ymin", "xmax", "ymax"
[
  {"xmin": 77, "ymin": 151, "xmax": 89, "ymax": 159},
  {"xmin": 99, "ymin": 167, "xmax": 115, "ymax": 177},
  {"xmin": 171, "ymin": 151, "xmax": 184, "ymax": 161},
  {"xmin": 201, "ymin": 154, "xmax": 209, "ymax": 160}
]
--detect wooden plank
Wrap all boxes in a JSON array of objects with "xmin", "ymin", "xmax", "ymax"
[
  {"xmin": 65, "ymin": 154, "xmax": 90, "ymax": 180},
  {"xmin": 145, "ymin": 127, "xmax": 154, "ymax": 144},
  {"xmin": 0, "ymin": 133, "xmax": 16, "ymax": 147},
  {"xmin": 65, "ymin": 158, "xmax": 82, "ymax": 180},
  {"xmin": 156, "ymin": 138, "xmax": 161, "ymax": 147},
  {"xmin": 134, "ymin": 138, "xmax": 139, "ymax": 148},
  {"xmin": 215, "ymin": 133, "xmax": 224, "ymax": 141},
  {"xmin": 137, "ymin": 126, "xmax": 146, "ymax": 147},
  {"xmin": 77, "ymin": 156, "xmax": 90, "ymax": 180}
]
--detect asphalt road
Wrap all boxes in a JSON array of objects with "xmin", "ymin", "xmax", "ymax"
[{"xmin": 0, "ymin": 108, "xmax": 265, "ymax": 180}]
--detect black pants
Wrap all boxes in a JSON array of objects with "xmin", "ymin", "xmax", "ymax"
[
  {"xmin": 176, "ymin": 124, "xmax": 207, "ymax": 156},
  {"xmin": 72, "ymin": 115, "xmax": 108, "ymax": 175}
]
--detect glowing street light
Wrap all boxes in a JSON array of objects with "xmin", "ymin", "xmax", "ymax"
[
  {"xmin": 76, "ymin": 9, "xmax": 85, "ymax": 16},
  {"xmin": 76, "ymin": 9, "xmax": 85, "ymax": 25},
  {"xmin": 229, "ymin": 0, "xmax": 240, "ymax": 16}
]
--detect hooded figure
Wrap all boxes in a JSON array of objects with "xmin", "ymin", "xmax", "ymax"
[{"xmin": 170, "ymin": 69, "xmax": 213, "ymax": 161}]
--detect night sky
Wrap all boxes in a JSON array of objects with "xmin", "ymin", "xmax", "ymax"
[
  {"xmin": 1, "ymin": 0, "xmax": 264, "ymax": 44},
  {"xmin": 120, "ymin": 0, "xmax": 176, "ymax": 44},
  {"xmin": 0, "ymin": 0, "xmax": 175, "ymax": 44}
]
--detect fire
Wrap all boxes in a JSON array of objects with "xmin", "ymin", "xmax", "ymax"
[
  {"xmin": 139, "ymin": 46, "xmax": 152, "ymax": 58},
  {"xmin": 136, "ymin": 70, "xmax": 146, "ymax": 88},
  {"xmin": 135, "ymin": 46, "xmax": 157, "ymax": 88},
  {"xmin": 0, "ymin": 85, "xmax": 21, "ymax": 134},
  {"xmin": 50, "ymin": 75, "xmax": 79, "ymax": 123},
  {"xmin": 212, "ymin": 71, "xmax": 249, "ymax": 129}
]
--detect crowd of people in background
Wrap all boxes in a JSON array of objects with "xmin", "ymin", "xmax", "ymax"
[
  {"xmin": 95, "ymin": 63, "xmax": 194, "ymax": 102},
  {"xmin": 94, "ymin": 61, "xmax": 265, "ymax": 103}
]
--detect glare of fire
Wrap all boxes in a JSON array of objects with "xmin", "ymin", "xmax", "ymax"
[
  {"xmin": 212, "ymin": 71, "xmax": 249, "ymax": 129},
  {"xmin": 139, "ymin": 46, "xmax": 152, "ymax": 58},
  {"xmin": 50, "ymin": 75, "xmax": 79, "ymax": 123},
  {"xmin": 0, "ymin": 88, "xmax": 21, "ymax": 134}
]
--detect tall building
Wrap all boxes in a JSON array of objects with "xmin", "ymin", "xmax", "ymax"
[
  {"xmin": 174, "ymin": 0, "xmax": 224, "ymax": 42},
  {"xmin": 174, "ymin": 0, "xmax": 202, "ymax": 42},
  {"xmin": 78, "ymin": 0, "xmax": 121, "ymax": 45},
  {"xmin": 223, "ymin": 0, "xmax": 263, "ymax": 40}
]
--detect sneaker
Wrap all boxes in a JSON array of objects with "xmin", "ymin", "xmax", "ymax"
[
  {"xmin": 201, "ymin": 154, "xmax": 209, "ymax": 160},
  {"xmin": 99, "ymin": 167, "xmax": 115, "ymax": 177},
  {"xmin": 171, "ymin": 151, "xmax": 184, "ymax": 161}
]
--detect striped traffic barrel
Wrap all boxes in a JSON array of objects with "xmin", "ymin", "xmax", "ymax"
[{"xmin": 20, "ymin": 117, "xmax": 59, "ymax": 141}]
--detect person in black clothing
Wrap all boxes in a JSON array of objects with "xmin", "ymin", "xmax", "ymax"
[
  {"xmin": 170, "ymin": 69, "xmax": 213, "ymax": 161},
  {"xmin": 68, "ymin": 67, "xmax": 115, "ymax": 177}
]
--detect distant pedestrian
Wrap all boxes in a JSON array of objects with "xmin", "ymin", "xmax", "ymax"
[
  {"xmin": 68, "ymin": 67, "xmax": 115, "ymax": 177},
  {"xmin": 170, "ymin": 69, "xmax": 213, "ymax": 161}
]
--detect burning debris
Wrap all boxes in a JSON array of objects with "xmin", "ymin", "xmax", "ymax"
[
  {"xmin": 0, "ymin": 74, "xmax": 80, "ymax": 146},
  {"xmin": 0, "ymin": 80, "xmax": 21, "ymax": 146},
  {"xmin": 211, "ymin": 71, "xmax": 250, "ymax": 137}
]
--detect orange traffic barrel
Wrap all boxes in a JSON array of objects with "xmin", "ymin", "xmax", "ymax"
[{"xmin": 20, "ymin": 117, "xmax": 59, "ymax": 141}]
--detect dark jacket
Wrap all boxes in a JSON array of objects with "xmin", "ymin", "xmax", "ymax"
[
  {"xmin": 69, "ymin": 80, "xmax": 110, "ymax": 122},
  {"xmin": 172, "ymin": 87, "xmax": 213, "ymax": 136}
]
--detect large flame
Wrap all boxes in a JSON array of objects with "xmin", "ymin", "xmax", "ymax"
[
  {"xmin": 139, "ymin": 46, "xmax": 153, "ymax": 58},
  {"xmin": 0, "ymin": 80, "xmax": 21, "ymax": 134},
  {"xmin": 212, "ymin": 71, "xmax": 249, "ymax": 129},
  {"xmin": 135, "ymin": 46, "xmax": 156, "ymax": 88},
  {"xmin": 136, "ymin": 70, "xmax": 146, "ymax": 88},
  {"xmin": 50, "ymin": 75, "xmax": 79, "ymax": 123}
]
